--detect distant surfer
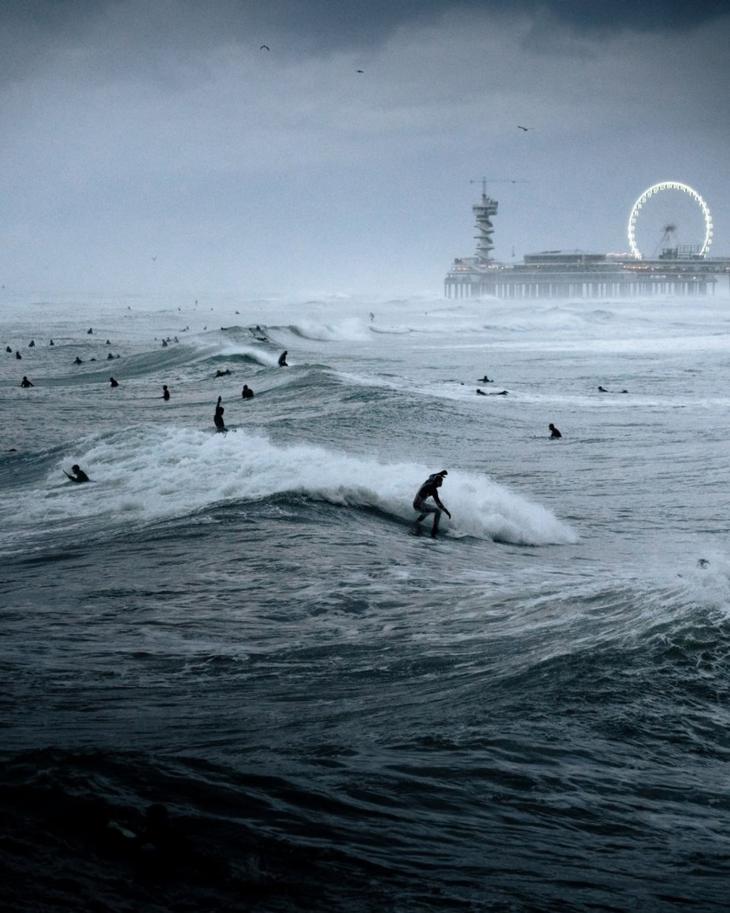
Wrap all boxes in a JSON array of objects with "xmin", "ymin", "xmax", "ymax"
[
  {"xmin": 109, "ymin": 377, "xmax": 119, "ymax": 388},
  {"xmin": 5, "ymin": 345, "xmax": 11, "ymax": 353},
  {"xmin": 597, "ymin": 385, "xmax": 608, "ymax": 392},
  {"xmin": 162, "ymin": 384, "xmax": 170, "ymax": 400},
  {"xmin": 214, "ymin": 396, "xmax": 226, "ymax": 432},
  {"xmin": 73, "ymin": 356, "xmax": 83, "ymax": 365},
  {"xmin": 413, "ymin": 470, "xmax": 451, "ymax": 538},
  {"xmin": 241, "ymin": 384, "xmax": 254, "ymax": 399},
  {"xmin": 107, "ymin": 352, "xmax": 115, "ymax": 360},
  {"xmin": 215, "ymin": 368, "xmax": 231, "ymax": 377},
  {"xmin": 87, "ymin": 327, "xmax": 93, "ymax": 334},
  {"xmin": 28, "ymin": 339, "xmax": 35, "ymax": 347},
  {"xmin": 278, "ymin": 350, "xmax": 288, "ymax": 367},
  {"xmin": 161, "ymin": 339, "xmax": 168, "ymax": 347},
  {"xmin": 476, "ymin": 388, "xmax": 486, "ymax": 396},
  {"xmin": 15, "ymin": 350, "xmax": 21, "ymax": 359},
  {"xmin": 49, "ymin": 339, "xmax": 54, "ymax": 346},
  {"xmin": 549, "ymin": 423, "xmax": 562, "ymax": 439},
  {"xmin": 20, "ymin": 376, "xmax": 33, "ymax": 387},
  {"xmin": 64, "ymin": 464, "xmax": 90, "ymax": 483},
  {"xmin": 478, "ymin": 375, "xmax": 492, "ymax": 383}
]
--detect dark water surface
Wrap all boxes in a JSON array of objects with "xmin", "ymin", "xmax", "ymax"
[{"xmin": 2, "ymin": 294, "xmax": 730, "ymax": 911}]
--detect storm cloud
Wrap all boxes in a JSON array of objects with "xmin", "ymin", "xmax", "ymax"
[{"xmin": 1, "ymin": 0, "xmax": 729, "ymax": 294}]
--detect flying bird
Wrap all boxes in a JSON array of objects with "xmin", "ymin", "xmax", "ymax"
[
  {"xmin": 260, "ymin": 44, "xmax": 270, "ymax": 51},
  {"xmin": 517, "ymin": 125, "xmax": 530, "ymax": 131}
]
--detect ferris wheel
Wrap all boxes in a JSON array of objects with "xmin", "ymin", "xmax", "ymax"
[{"xmin": 627, "ymin": 181, "xmax": 713, "ymax": 260}]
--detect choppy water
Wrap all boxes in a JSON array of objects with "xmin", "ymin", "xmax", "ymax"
[{"xmin": 2, "ymin": 292, "xmax": 730, "ymax": 912}]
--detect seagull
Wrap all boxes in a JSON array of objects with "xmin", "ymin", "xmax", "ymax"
[
  {"xmin": 517, "ymin": 125, "xmax": 530, "ymax": 131},
  {"xmin": 260, "ymin": 44, "xmax": 270, "ymax": 51}
]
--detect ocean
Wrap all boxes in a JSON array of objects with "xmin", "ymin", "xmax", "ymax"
[{"xmin": 2, "ymin": 291, "xmax": 730, "ymax": 912}]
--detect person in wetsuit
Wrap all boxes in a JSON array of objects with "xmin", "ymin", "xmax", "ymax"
[
  {"xmin": 214, "ymin": 396, "xmax": 226, "ymax": 432},
  {"xmin": 20, "ymin": 376, "xmax": 34, "ymax": 387},
  {"xmin": 109, "ymin": 377, "xmax": 119, "ymax": 388},
  {"xmin": 241, "ymin": 384, "xmax": 254, "ymax": 399},
  {"xmin": 215, "ymin": 369, "xmax": 231, "ymax": 377},
  {"xmin": 413, "ymin": 470, "xmax": 451, "ymax": 537},
  {"xmin": 162, "ymin": 385, "xmax": 170, "ymax": 400},
  {"xmin": 73, "ymin": 356, "xmax": 83, "ymax": 365},
  {"xmin": 278, "ymin": 350, "xmax": 288, "ymax": 367},
  {"xmin": 549, "ymin": 423, "xmax": 562, "ymax": 439},
  {"xmin": 65, "ymin": 464, "xmax": 90, "ymax": 483}
]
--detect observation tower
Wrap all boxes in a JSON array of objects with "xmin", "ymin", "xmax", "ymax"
[{"xmin": 472, "ymin": 181, "xmax": 499, "ymax": 263}]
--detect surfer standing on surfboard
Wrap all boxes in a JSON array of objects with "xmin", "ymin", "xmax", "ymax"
[{"xmin": 413, "ymin": 470, "xmax": 451, "ymax": 538}]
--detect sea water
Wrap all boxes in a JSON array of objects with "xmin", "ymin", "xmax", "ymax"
[{"xmin": 1, "ymin": 292, "xmax": 730, "ymax": 911}]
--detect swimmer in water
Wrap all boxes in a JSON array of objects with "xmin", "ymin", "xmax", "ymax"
[
  {"xmin": 73, "ymin": 356, "xmax": 83, "ymax": 365},
  {"xmin": 278, "ymin": 350, "xmax": 288, "ymax": 367},
  {"xmin": 241, "ymin": 384, "xmax": 254, "ymax": 399},
  {"xmin": 214, "ymin": 369, "xmax": 231, "ymax": 377},
  {"xmin": 109, "ymin": 377, "xmax": 119, "ymax": 388},
  {"xmin": 478, "ymin": 375, "xmax": 492, "ymax": 383},
  {"xmin": 15, "ymin": 350, "xmax": 21, "ymax": 360},
  {"xmin": 64, "ymin": 464, "xmax": 90, "ymax": 483},
  {"xmin": 413, "ymin": 470, "xmax": 451, "ymax": 538},
  {"xmin": 549, "ymin": 423, "xmax": 562, "ymax": 439},
  {"xmin": 162, "ymin": 385, "xmax": 170, "ymax": 400},
  {"xmin": 214, "ymin": 396, "xmax": 226, "ymax": 432},
  {"xmin": 20, "ymin": 376, "xmax": 34, "ymax": 387}
]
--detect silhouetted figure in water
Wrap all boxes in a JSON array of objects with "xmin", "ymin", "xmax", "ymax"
[
  {"xmin": 161, "ymin": 339, "xmax": 168, "ymax": 347},
  {"xmin": 87, "ymin": 327, "xmax": 93, "ymax": 335},
  {"xmin": 549, "ymin": 423, "xmax": 562, "ymax": 439},
  {"xmin": 15, "ymin": 350, "xmax": 21, "ymax": 359},
  {"xmin": 476, "ymin": 388, "xmax": 486, "ymax": 396},
  {"xmin": 214, "ymin": 396, "xmax": 226, "ymax": 432},
  {"xmin": 74, "ymin": 356, "xmax": 83, "ymax": 365},
  {"xmin": 107, "ymin": 352, "xmax": 115, "ymax": 360},
  {"xmin": 698, "ymin": 558, "xmax": 710, "ymax": 568},
  {"xmin": 28, "ymin": 339, "xmax": 35, "ymax": 347},
  {"xmin": 109, "ymin": 377, "xmax": 119, "ymax": 388},
  {"xmin": 598, "ymin": 385, "xmax": 629, "ymax": 394},
  {"xmin": 64, "ymin": 464, "xmax": 90, "ymax": 483},
  {"xmin": 162, "ymin": 384, "xmax": 170, "ymax": 400},
  {"xmin": 20, "ymin": 376, "xmax": 33, "ymax": 387},
  {"xmin": 478, "ymin": 375, "xmax": 492, "ymax": 383},
  {"xmin": 241, "ymin": 384, "xmax": 254, "ymax": 399},
  {"xmin": 105, "ymin": 339, "xmax": 111, "ymax": 345},
  {"xmin": 5, "ymin": 345, "xmax": 12, "ymax": 353},
  {"xmin": 278, "ymin": 350, "xmax": 288, "ymax": 367},
  {"xmin": 215, "ymin": 369, "xmax": 231, "ymax": 377},
  {"xmin": 413, "ymin": 470, "xmax": 451, "ymax": 538},
  {"xmin": 49, "ymin": 339, "xmax": 54, "ymax": 346}
]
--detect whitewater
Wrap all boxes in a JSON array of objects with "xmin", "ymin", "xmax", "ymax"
[{"xmin": 2, "ymin": 291, "xmax": 730, "ymax": 912}]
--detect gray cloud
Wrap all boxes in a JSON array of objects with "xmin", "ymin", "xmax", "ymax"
[{"xmin": 0, "ymin": 2, "xmax": 729, "ymax": 294}]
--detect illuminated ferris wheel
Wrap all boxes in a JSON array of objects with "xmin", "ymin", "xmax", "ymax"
[{"xmin": 627, "ymin": 181, "xmax": 713, "ymax": 260}]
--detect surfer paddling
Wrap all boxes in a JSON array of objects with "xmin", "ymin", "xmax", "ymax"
[
  {"xmin": 413, "ymin": 470, "xmax": 451, "ymax": 537},
  {"xmin": 64, "ymin": 464, "xmax": 90, "ymax": 483}
]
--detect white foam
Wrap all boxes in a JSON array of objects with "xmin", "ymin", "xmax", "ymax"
[{"xmin": 22, "ymin": 427, "xmax": 577, "ymax": 546}]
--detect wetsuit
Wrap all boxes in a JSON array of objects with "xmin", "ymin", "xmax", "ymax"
[{"xmin": 214, "ymin": 403, "xmax": 226, "ymax": 432}]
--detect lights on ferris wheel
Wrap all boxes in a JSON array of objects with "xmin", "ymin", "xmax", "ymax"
[{"xmin": 627, "ymin": 181, "xmax": 713, "ymax": 260}]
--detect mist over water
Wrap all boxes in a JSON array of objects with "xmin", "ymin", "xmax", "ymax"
[{"xmin": 2, "ymin": 291, "xmax": 730, "ymax": 912}]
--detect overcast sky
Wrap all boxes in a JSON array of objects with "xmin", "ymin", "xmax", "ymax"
[{"xmin": 1, "ymin": 0, "xmax": 729, "ymax": 296}]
